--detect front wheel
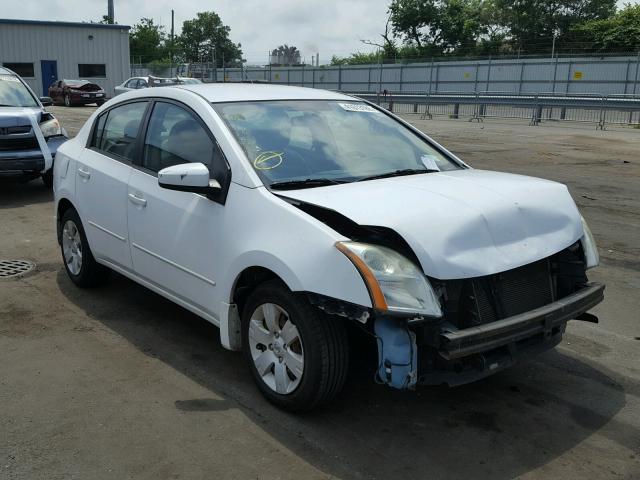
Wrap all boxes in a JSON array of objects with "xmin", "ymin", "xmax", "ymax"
[
  {"xmin": 42, "ymin": 169, "xmax": 53, "ymax": 187},
  {"xmin": 242, "ymin": 280, "xmax": 349, "ymax": 412}
]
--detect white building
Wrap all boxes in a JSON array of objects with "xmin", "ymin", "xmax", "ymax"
[{"xmin": 0, "ymin": 19, "xmax": 130, "ymax": 97}]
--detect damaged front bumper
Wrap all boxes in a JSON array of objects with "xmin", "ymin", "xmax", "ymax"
[
  {"xmin": 0, "ymin": 135, "xmax": 65, "ymax": 179},
  {"xmin": 373, "ymin": 282, "xmax": 605, "ymax": 389}
]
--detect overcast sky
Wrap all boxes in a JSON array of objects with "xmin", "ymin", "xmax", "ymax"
[{"xmin": 1, "ymin": 0, "xmax": 637, "ymax": 65}]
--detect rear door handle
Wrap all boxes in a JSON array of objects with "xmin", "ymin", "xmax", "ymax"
[
  {"xmin": 77, "ymin": 167, "xmax": 91, "ymax": 179},
  {"xmin": 128, "ymin": 193, "xmax": 147, "ymax": 207}
]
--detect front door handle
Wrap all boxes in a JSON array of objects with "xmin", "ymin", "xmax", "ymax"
[
  {"xmin": 77, "ymin": 167, "xmax": 91, "ymax": 179},
  {"xmin": 128, "ymin": 193, "xmax": 147, "ymax": 207}
]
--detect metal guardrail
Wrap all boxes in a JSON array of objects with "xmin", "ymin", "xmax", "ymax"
[{"xmin": 348, "ymin": 91, "xmax": 640, "ymax": 129}]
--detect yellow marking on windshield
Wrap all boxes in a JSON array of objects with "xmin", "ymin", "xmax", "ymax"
[{"xmin": 253, "ymin": 151, "xmax": 283, "ymax": 170}]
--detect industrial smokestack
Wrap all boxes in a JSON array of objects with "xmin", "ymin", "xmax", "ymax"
[{"xmin": 107, "ymin": 0, "xmax": 114, "ymax": 24}]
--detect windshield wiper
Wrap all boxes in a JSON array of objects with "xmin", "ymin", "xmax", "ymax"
[
  {"xmin": 270, "ymin": 178, "xmax": 347, "ymax": 190},
  {"xmin": 356, "ymin": 168, "xmax": 438, "ymax": 182}
]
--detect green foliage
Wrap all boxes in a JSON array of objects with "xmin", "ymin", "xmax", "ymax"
[
  {"xmin": 179, "ymin": 11, "xmax": 242, "ymax": 66},
  {"xmin": 331, "ymin": 52, "xmax": 385, "ymax": 65},
  {"xmin": 364, "ymin": 0, "xmax": 621, "ymax": 62},
  {"xmin": 388, "ymin": 0, "xmax": 497, "ymax": 53},
  {"xmin": 497, "ymin": 0, "xmax": 616, "ymax": 52},
  {"xmin": 569, "ymin": 4, "xmax": 640, "ymax": 52},
  {"xmin": 130, "ymin": 18, "xmax": 167, "ymax": 63}
]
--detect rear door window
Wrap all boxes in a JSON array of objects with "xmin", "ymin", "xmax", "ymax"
[{"xmin": 91, "ymin": 101, "xmax": 148, "ymax": 162}]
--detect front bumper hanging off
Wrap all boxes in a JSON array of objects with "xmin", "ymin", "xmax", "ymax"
[{"xmin": 374, "ymin": 282, "xmax": 605, "ymax": 389}]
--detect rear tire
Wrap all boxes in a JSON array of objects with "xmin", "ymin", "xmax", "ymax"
[
  {"xmin": 242, "ymin": 280, "xmax": 349, "ymax": 412},
  {"xmin": 60, "ymin": 208, "xmax": 110, "ymax": 287}
]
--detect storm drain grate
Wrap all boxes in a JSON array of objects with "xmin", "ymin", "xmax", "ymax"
[{"xmin": 0, "ymin": 259, "xmax": 35, "ymax": 278}]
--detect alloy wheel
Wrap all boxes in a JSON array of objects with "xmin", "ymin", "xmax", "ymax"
[
  {"xmin": 248, "ymin": 302, "xmax": 304, "ymax": 395},
  {"xmin": 62, "ymin": 220, "xmax": 83, "ymax": 275}
]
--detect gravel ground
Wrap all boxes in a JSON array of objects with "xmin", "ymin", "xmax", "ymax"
[{"xmin": 1, "ymin": 106, "xmax": 638, "ymax": 480}]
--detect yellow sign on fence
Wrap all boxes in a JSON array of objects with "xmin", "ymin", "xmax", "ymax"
[{"xmin": 573, "ymin": 71, "xmax": 583, "ymax": 80}]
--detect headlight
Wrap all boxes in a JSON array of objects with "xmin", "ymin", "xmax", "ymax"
[
  {"xmin": 336, "ymin": 241, "xmax": 442, "ymax": 317},
  {"xmin": 580, "ymin": 216, "xmax": 599, "ymax": 269},
  {"xmin": 39, "ymin": 118, "xmax": 63, "ymax": 138}
]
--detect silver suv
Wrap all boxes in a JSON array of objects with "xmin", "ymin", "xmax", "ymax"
[{"xmin": 0, "ymin": 66, "xmax": 67, "ymax": 186}]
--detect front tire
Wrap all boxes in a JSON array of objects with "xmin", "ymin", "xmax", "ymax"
[
  {"xmin": 60, "ymin": 208, "xmax": 110, "ymax": 287},
  {"xmin": 42, "ymin": 169, "xmax": 53, "ymax": 187},
  {"xmin": 242, "ymin": 280, "xmax": 349, "ymax": 412}
]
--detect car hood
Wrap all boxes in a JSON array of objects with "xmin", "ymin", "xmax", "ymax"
[
  {"xmin": 67, "ymin": 82, "xmax": 103, "ymax": 91},
  {"xmin": 0, "ymin": 106, "xmax": 43, "ymax": 127},
  {"xmin": 279, "ymin": 169, "xmax": 584, "ymax": 279}
]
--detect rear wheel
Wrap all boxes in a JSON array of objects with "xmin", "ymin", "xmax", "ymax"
[
  {"xmin": 242, "ymin": 280, "xmax": 349, "ymax": 412},
  {"xmin": 60, "ymin": 208, "xmax": 110, "ymax": 287}
]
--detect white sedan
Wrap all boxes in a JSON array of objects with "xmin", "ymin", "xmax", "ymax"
[
  {"xmin": 113, "ymin": 76, "xmax": 177, "ymax": 96},
  {"xmin": 53, "ymin": 84, "xmax": 604, "ymax": 411}
]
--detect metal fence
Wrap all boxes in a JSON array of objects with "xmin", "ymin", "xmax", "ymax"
[
  {"xmin": 132, "ymin": 54, "xmax": 640, "ymax": 97},
  {"xmin": 354, "ymin": 91, "xmax": 640, "ymax": 129},
  {"xmin": 131, "ymin": 55, "xmax": 640, "ymax": 128}
]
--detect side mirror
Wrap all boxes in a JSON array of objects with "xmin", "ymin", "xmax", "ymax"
[
  {"xmin": 158, "ymin": 162, "xmax": 221, "ymax": 196},
  {"xmin": 40, "ymin": 96, "xmax": 53, "ymax": 106}
]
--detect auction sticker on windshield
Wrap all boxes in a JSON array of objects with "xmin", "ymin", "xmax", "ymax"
[
  {"xmin": 338, "ymin": 103, "xmax": 376, "ymax": 113},
  {"xmin": 0, "ymin": 75, "xmax": 20, "ymax": 82}
]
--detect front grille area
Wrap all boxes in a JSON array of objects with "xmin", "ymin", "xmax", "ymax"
[
  {"xmin": 0, "ymin": 136, "xmax": 38, "ymax": 151},
  {"xmin": 436, "ymin": 243, "xmax": 588, "ymax": 329}
]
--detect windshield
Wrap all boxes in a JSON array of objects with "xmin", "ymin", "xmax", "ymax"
[
  {"xmin": 0, "ymin": 74, "xmax": 39, "ymax": 107},
  {"xmin": 214, "ymin": 100, "xmax": 461, "ymax": 187}
]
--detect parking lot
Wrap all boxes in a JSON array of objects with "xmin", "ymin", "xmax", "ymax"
[{"xmin": 1, "ymin": 106, "xmax": 639, "ymax": 479}]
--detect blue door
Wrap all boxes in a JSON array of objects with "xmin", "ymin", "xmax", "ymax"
[{"xmin": 40, "ymin": 60, "xmax": 58, "ymax": 96}]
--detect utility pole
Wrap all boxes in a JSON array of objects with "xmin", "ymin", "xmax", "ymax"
[
  {"xmin": 107, "ymin": 0, "xmax": 114, "ymax": 24},
  {"xmin": 170, "ymin": 9, "xmax": 174, "ymax": 77},
  {"xmin": 211, "ymin": 47, "xmax": 218, "ymax": 82}
]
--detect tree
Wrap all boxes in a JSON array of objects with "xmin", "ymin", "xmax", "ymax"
[
  {"xmin": 331, "ymin": 52, "xmax": 385, "ymax": 65},
  {"xmin": 388, "ymin": 0, "xmax": 490, "ymax": 55},
  {"xmin": 129, "ymin": 18, "xmax": 167, "ymax": 63},
  {"xmin": 569, "ymin": 4, "xmax": 640, "ymax": 52},
  {"xmin": 496, "ymin": 0, "xmax": 617, "ymax": 53},
  {"xmin": 179, "ymin": 11, "xmax": 243, "ymax": 66},
  {"xmin": 360, "ymin": 12, "xmax": 399, "ymax": 60},
  {"xmin": 271, "ymin": 45, "xmax": 302, "ymax": 65},
  {"xmin": 386, "ymin": 0, "xmax": 617, "ymax": 57}
]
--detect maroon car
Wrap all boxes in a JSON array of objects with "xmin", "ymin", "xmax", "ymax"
[{"xmin": 48, "ymin": 79, "xmax": 106, "ymax": 107}]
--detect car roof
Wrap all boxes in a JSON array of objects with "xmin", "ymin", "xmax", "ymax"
[{"xmin": 173, "ymin": 83, "xmax": 355, "ymax": 103}]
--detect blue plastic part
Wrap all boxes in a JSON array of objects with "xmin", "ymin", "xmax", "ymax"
[{"xmin": 374, "ymin": 316, "xmax": 418, "ymax": 389}]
